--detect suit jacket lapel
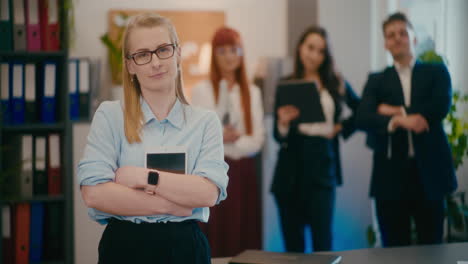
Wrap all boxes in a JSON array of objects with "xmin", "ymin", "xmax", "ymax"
[{"xmin": 410, "ymin": 61, "xmax": 422, "ymax": 106}]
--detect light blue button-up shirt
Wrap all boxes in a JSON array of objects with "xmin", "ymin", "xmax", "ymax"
[{"xmin": 78, "ymin": 98, "xmax": 229, "ymax": 224}]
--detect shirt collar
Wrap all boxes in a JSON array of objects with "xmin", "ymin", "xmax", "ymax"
[
  {"xmin": 394, "ymin": 57, "xmax": 416, "ymax": 72},
  {"xmin": 141, "ymin": 97, "xmax": 185, "ymax": 130}
]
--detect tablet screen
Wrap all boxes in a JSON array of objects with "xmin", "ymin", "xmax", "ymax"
[
  {"xmin": 276, "ymin": 80, "xmax": 325, "ymax": 123},
  {"xmin": 146, "ymin": 152, "xmax": 186, "ymax": 174}
]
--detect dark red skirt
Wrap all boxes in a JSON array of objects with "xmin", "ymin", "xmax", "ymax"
[{"xmin": 199, "ymin": 156, "xmax": 262, "ymax": 257}]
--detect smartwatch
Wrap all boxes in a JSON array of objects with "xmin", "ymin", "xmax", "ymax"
[{"xmin": 145, "ymin": 170, "xmax": 159, "ymax": 195}]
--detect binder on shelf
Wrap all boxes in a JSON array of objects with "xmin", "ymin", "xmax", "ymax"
[
  {"xmin": 0, "ymin": 62, "xmax": 10, "ymax": 124},
  {"xmin": 29, "ymin": 202, "xmax": 44, "ymax": 262},
  {"xmin": 33, "ymin": 135, "xmax": 48, "ymax": 195},
  {"xmin": 0, "ymin": 0, "xmax": 13, "ymax": 51},
  {"xmin": 25, "ymin": 0, "xmax": 41, "ymax": 51},
  {"xmin": 39, "ymin": 0, "xmax": 59, "ymax": 51},
  {"xmin": 11, "ymin": 62, "xmax": 25, "ymax": 124},
  {"xmin": 12, "ymin": 0, "xmax": 26, "ymax": 50},
  {"xmin": 79, "ymin": 58, "xmax": 90, "ymax": 119},
  {"xmin": 43, "ymin": 202, "xmax": 63, "ymax": 260},
  {"xmin": 2, "ymin": 205, "xmax": 13, "ymax": 264},
  {"xmin": 13, "ymin": 203, "xmax": 31, "ymax": 264},
  {"xmin": 39, "ymin": 61, "xmax": 56, "ymax": 123},
  {"xmin": 47, "ymin": 133, "xmax": 61, "ymax": 195},
  {"xmin": 68, "ymin": 59, "xmax": 79, "ymax": 120},
  {"xmin": 0, "ymin": 136, "xmax": 22, "ymax": 198},
  {"xmin": 21, "ymin": 134, "xmax": 34, "ymax": 197},
  {"xmin": 24, "ymin": 63, "xmax": 37, "ymax": 123}
]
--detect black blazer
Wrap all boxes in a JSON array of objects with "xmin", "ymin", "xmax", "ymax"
[
  {"xmin": 271, "ymin": 81, "xmax": 360, "ymax": 198},
  {"xmin": 356, "ymin": 61, "xmax": 457, "ymax": 200}
]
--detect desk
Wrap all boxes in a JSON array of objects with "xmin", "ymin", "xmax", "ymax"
[{"xmin": 212, "ymin": 242, "xmax": 468, "ymax": 264}]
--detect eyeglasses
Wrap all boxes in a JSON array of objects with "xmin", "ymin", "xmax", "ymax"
[
  {"xmin": 127, "ymin": 43, "xmax": 177, "ymax": 65},
  {"xmin": 215, "ymin": 46, "xmax": 243, "ymax": 56}
]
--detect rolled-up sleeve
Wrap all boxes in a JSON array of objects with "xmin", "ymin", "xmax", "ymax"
[
  {"xmin": 78, "ymin": 103, "xmax": 120, "ymax": 186},
  {"xmin": 192, "ymin": 111, "xmax": 229, "ymax": 204}
]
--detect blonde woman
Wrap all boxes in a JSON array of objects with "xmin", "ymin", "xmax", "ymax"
[{"xmin": 78, "ymin": 13, "xmax": 228, "ymax": 263}]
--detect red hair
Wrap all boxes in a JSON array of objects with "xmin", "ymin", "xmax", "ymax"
[{"xmin": 210, "ymin": 27, "xmax": 252, "ymax": 135}]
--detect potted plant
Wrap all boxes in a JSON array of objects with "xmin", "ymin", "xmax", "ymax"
[
  {"xmin": 100, "ymin": 13, "xmax": 129, "ymax": 100},
  {"xmin": 443, "ymin": 88, "xmax": 468, "ymax": 241}
]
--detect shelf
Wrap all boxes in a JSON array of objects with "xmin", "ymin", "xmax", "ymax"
[
  {"xmin": 0, "ymin": 194, "xmax": 65, "ymax": 203},
  {"xmin": 0, "ymin": 50, "xmax": 67, "ymax": 59},
  {"xmin": 1, "ymin": 123, "xmax": 66, "ymax": 133},
  {"xmin": 0, "ymin": 3, "xmax": 73, "ymax": 263}
]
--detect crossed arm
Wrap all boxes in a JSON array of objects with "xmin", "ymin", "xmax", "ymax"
[
  {"xmin": 79, "ymin": 107, "xmax": 226, "ymax": 218},
  {"xmin": 357, "ymin": 69, "xmax": 450, "ymax": 135},
  {"xmin": 81, "ymin": 167, "xmax": 219, "ymax": 217},
  {"xmin": 81, "ymin": 182, "xmax": 194, "ymax": 217},
  {"xmin": 378, "ymin": 103, "xmax": 429, "ymax": 133}
]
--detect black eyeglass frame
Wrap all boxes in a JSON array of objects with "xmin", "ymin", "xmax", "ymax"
[{"xmin": 126, "ymin": 43, "xmax": 178, "ymax": 65}]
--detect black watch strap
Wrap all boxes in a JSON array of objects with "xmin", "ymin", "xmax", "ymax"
[
  {"xmin": 145, "ymin": 170, "xmax": 159, "ymax": 195},
  {"xmin": 148, "ymin": 170, "xmax": 159, "ymax": 185}
]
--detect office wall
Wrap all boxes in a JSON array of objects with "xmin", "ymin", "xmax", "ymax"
[
  {"xmin": 70, "ymin": 0, "xmax": 287, "ymax": 100},
  {"xmin": 73, "ymin": 124, "xmax": 101, "ymax": 264},
  {"xmin": 287, "ymin": 0, "xmax": 318, "ymax": 56},
  {"xmin": 318, "ymin": 0, "xmax": 374, "ymax": 250}
]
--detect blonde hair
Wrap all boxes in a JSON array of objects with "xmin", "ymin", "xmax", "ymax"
[{"xmin": 122, "ymin": 13, "xmax": 188, "ymax": 143}]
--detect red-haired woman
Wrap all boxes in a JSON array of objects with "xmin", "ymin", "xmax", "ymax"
[{"xmin": 191, "ymin": 26, "xmax": 265, "ymax": 257}]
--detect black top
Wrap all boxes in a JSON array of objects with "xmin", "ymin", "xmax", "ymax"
[{"xmin": 271, "ymin": 79, "xmax": 360, "ymax": 197}]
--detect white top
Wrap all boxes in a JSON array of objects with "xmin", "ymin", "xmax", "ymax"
[
  {"xmin": 278, "ymin": 87, "xmax": 335, "ymax": 138},
  {"xmin": 191, "ymin": 80, "xmax": 265, "ymax": 160},
  {"xmin": 388, "ymin": 58, "xmax": 416, "ymax": 158},
  {"xmin": 394, "ymin": 59, "xmax": 416, "ymax": 107}
]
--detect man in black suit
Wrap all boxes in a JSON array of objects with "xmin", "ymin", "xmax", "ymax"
[{"xmin": 357, "ymin": 12, "xmax": 457, "ymax": 247}]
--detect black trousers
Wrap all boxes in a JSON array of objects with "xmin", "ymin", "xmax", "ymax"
[
  {"xmin": 98, "ymin": 219, "xmax": 211, "ymax": 264},
  {"xmin": 375, "ymin": 160, "xmax": 445, "ymax": 247},
  {"xmin": 275, "ymin": 187, "xmax": 335, "ymax": 252}
]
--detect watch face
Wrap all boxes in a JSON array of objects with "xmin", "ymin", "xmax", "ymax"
[{"xmin": 148, "ymin": 171, "xmax": 159, "ymax": 185}]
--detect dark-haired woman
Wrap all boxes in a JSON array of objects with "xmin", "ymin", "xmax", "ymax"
[{"xmin": 271, "ymin": 26, "xmax": 360, "ymax": 252}]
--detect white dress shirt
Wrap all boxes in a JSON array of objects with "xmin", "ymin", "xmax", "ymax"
[
  {"xmin": 191, "ymin": 80, "xmax": 265, "ymax": 160},
  {"xmin": 388, "ymin": 58, "xmax": 416, "ymax": 158},
  {"xmin": 278, "ymin": 87, "xmax": 335, "ymax": 138}
]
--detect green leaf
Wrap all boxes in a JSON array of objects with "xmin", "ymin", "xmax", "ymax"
[{"xmin": 418, "ymin": 50, "xmax": 445, "ymax": 64}]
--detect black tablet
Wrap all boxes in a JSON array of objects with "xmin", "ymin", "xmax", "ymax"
[
  {"xmin": 145, "ymin": 146, "xmax": 187, "ymax": 174},
  {"xmin": 276, "ymin": 80, "xmax": 325, "ymax": 123}
]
